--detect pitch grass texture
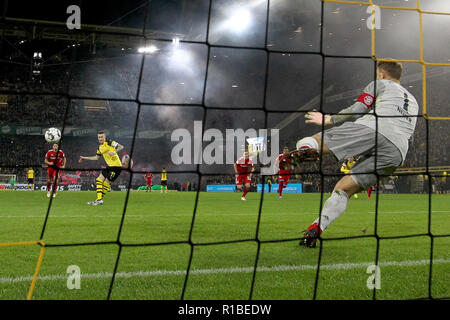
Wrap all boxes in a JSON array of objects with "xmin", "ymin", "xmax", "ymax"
[{"xmin": 0, "ymin": 191, "xmax": 448, "ymax": 300}]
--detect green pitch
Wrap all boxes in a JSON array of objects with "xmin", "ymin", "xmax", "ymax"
[{"xmin": 0, "ymin": 191, "xmax": 448, "ymax": 300}]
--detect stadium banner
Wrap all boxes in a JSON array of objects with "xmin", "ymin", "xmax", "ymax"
[
  {"xmin": 37, "ymin": 184, "xmax": 84, "ymax": 191},
  {"xmin": 13, "ymin": 183, "xmax": 32, "ymax": 191},
  {"xmin": 207, "ymin": 185, "xmax": 236, "ymax": 192},
  {"xmin": 115, "ymin": 185, "xmax": 129, "ymax": 191},
  {"xmin": 257, "ymin": 183, "xmax": 302, "ymax": 193}
]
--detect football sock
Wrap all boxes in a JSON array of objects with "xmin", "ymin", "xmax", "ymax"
[
  {"xmin": 102, "ymin": 180, "xmax": 111, "ymax": 196},
  {"xmin": 296, "ymin": 136, "xmax": 319, "ymax": 152},
  {"xmin": 53, "ymin": 182, "xmax": 58, "ymax": 194},
  {"xmin": 242, "ymin": 188, "xmax": 249, "ymax": 198},
  {"xmin": 368, "ymin": 187, "xmax": 372, "ymax": 199},
  {"xmin": 312, "ymin": 190, "xmax": 349, "ymax": 231},
  {"xmin": 96, "ymin": 178, "xmax": 104, "ymax": 200},
  {"xmin": 47, "ymin": 181, "xmax": 51, "ymax": 192}
]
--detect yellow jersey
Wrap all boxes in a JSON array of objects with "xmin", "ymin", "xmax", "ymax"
[
  {"xmin": 161, "ymin": 170, "xmax": 167, "ymax": 181},
  {"xmin": 97, "ymin": 140, "xmax": 122, "ymax": 167},
  {"xmin": 340, "ymin": 159, "xmax": 356, "ymax": 174},
  {"xmin": 27, "ymin": 169, "xmax": 34, "ymax": 179}
]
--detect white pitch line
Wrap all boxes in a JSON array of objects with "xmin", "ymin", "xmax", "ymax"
[
  {"xmin": 0, "ymin": 211, "xmax": 448, "ymax": 219},
  {"xmin": 0, "ymin": 258, "xmax": 449, "ymax": 284}
]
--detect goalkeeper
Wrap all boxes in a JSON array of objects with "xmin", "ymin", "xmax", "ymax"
[{"xmin": 293, "ymin": 61, "xmax": 418, "ymax": 248}]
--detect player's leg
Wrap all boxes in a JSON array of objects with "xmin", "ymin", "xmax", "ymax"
[
  {"xmin": 88, "ymin": 173, "xmax": 106, "ymax": 204},
  {"xmin": 242, "ymin": 174, "xmax": 252, "ymax": 200},
  {"xmin": 367, "ymin": 186, "xmax": 373, "ymax": 199},
  {"xmin": 242, "ymin": 182, "xmax": 250, "ymax": 200},
  {"xmin": 96, "ymin": 174, "xmax": 106, "ymax": 201},
  {"xmin": 52, "ymin": 170, "xmax": 61, "ymax": 197},
  {"xmin": 300, "ymin": 134, "xmax": 402, "ymax": 248},
  {"xmin": 102, "ymin": 178, "xmax": 111, "ymax": 197},
  {"xmin": 236, "ymin": 184, "xmax": 243, "ymax": 199},
  {"xmin": 47, "ymin": 169, "xmax": 53, "ymax": 197},
  {"xmin": 278, "ymin": 177, "xmax": 284, "ymax": 199},
  {"xmin": 47, "ymin": 178, "xmax": 53, "ymax": 197},
  {"xmin": 300, "ymin": 175, "xmax": 361, "ymax": 248},
  {"xmin": 235, "ymin": 175, "xmax": 245, "ymax": 200}
]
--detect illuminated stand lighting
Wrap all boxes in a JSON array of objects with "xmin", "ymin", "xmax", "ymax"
[{"xmin": 137, "ymin": 45, "xmax": 159, "ymax": 54}]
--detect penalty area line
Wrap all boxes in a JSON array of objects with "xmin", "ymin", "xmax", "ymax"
[{"xmin": 0, "ymin": 258, "xmax": 449, "ymax": 284}]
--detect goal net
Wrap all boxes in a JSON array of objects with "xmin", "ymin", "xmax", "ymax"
[{"xmin": 0, "ymin": 0, "xmax": 449, "ymax": 301}]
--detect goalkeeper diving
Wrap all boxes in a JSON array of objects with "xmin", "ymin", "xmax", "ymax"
[{"xmin": 291, "ymin": 60, "xmax": 418, "ymax": 248}]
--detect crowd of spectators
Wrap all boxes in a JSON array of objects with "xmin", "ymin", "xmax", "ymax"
[{"xmin": 1, "ymin": 49, "xmax": 449, "ymax": 193}]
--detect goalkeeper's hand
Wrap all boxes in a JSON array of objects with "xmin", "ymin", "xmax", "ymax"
[{"xmin": 305, "ymin": 111, "xmax": 332, "ymax": 126}]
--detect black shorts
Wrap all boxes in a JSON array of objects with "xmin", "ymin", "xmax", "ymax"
[
  {"xmin": 161, "ymin": 180, "xmax": 167, "ymax": 186},
  {"xmin": 27, "ymin": 178, "xmax": 34, "ymax": 184},
  {"xmin": 102, "ymin": 167, "xmax": 122, "ymax": 182}
]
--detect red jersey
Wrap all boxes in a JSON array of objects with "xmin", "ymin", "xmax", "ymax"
[
  {"xmin": 235, "ymin": 157, "xmax": 254, "ymax": 174},
  {"xmin": 277, "ymin": 154, "xmax": 292, "ymax": 173},
  {"xmin": 145, "ymin": 173, "xmax": 153, "ymax": 181},
  {"xmin": 45, "ymin": 150, "xmax": 65, "ymax": 168}
]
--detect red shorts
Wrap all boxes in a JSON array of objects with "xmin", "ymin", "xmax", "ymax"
[
  {"xmin": 48, "ymin": 168, "xmax": 61, "ymax": 179},
  {"xmin": 278, "ymin": 170, "xmax": 291, "ymax": 184},
  {"xmin": 146, "ymin": 180, "xmax": 152, "ymax": 186},
  {"xmin": 236, "ymin": 174, "xmax": 251, "ymax": 186}
]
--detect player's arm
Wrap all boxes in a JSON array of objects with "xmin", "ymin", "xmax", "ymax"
[
  {"xmin": 108, "ymin": 141, "xmax": 124, "ymax": 156},
  {"xmin": 44, "ymin": 155, "xmax": 54, "ymax": 167},
  {"xmin": 306, "ymin": 81, "xmax": 382, "ymax": 127},
  {"xmin": 115, "ymin": 143, "xmax": 124, "ymax": 153},
  {"xmin": 234, "ymin": 163, "xmax": 238, "ymax": 174},
  {"xmin": 305, "ymin": 103, "xmax": 368, "ymax": 127},
  {"xmin": 62, "ymin": 157, "xmax": 67, "ymax": 169},
  {"xmin": 78, "ymin": 155, "xmax": 100, "ymax": 162}
]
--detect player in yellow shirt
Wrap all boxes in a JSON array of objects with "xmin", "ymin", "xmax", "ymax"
[
  {"xmin": 79, "ymin": 130, "xmax": 124, "ymax": 205},
  {"xmin": 26, "ymin": 167, "xmax": 35, "ymax": 191},
  {"xmin": 340, "ymin": 158, "xmax": 359, "ymax": 199},
  {"xmin": 160, "ymin": 168, "xmax": 168, "ymax": 193}
]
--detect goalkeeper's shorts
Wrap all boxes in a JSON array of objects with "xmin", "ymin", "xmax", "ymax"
[{"xmin": 319, "ymin": 123, "xmax": 402, "ymax": 190}]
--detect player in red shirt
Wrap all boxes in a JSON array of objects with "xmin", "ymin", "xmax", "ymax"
[
  {"xmin": 234, "ymin": 151, "xmax": 255, "ymax": 201},
  {"xmin": 275, "ymin": 147, "xmax": 292, "ymax": 200},
  {"xmin": 44, "ymin": 143, "xmax": 66, "ymax": 198},
  {"xmin": 144, "ymin": 172, "xmax": 153, "ymax": 192}
]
